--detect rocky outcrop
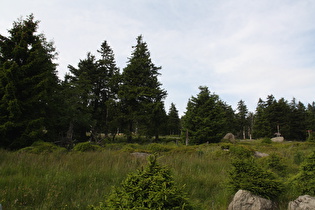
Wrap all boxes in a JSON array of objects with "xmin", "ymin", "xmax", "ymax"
[
  {"xmin": 228, "ymin": 190, "xmax": 273, "ymax": 210},
  {"xmin": 271, "ymin": 137, "xmax": 284, "ymax": 142},
  {"xmin": 254, "ymin": 151, "xmax": 269, "ymax": 158},
  {"xmin": 288, "ymin": 195, "xmax": 315, "ymax": 210},
  {"xmin": 223, "ymin": 133, "xmax": 236, "ymax": 143}
]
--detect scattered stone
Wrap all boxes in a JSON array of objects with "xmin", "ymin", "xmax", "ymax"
[
  {"xmin": 271, "ymin": 137, "xmax": 284, "ymax": 142},
  {"xmin": 228, "ymin": 190, "xmax": 274, "ymax": 210},
  {"xmin": 130, "ymin": 152, "xmax": 150, "ymax": 158},
  {"xmin": 223, "ymin": 133, "xmax": 236, "ymax": 143},
  {"xmin": 288, "ymin": 195, "xmax": 315, "ymax": 210},
  {"xmin": 254, "ymin": 151, "xmax": 269, "ymax": 158}
]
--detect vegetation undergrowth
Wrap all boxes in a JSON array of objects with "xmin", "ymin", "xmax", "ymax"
[
  {"xmin": 0, "ymin": 140, "xmax": 315, "ymax": 209},
  {"xmin": 91, "ymin": 155, "xmax": 193, "ymax": 209}
]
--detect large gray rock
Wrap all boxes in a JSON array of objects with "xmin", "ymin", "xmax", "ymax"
[
  {"xmin": 254, "ymin": 151, "xmax": 269, "ymax": 158},
  {"xmin": 288, "ymin": 195, "xmax": 315, "ymax": 210},
  {"xmin": 228, "ymin": 190, "xmax": 273, "ymax": 210},
  {"xmin": 223, "ymin": 133, "xmax": 236, "ymax": 143},
  {"xmin": 271, "ymin": 137, "xmax": 284, "ymax": 142}
]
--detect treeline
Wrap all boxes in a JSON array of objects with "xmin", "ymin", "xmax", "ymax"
[
  {"xmin": 0, "ymin": 15, "xmax": 179, "ymax": 149},
  {"xmin": 183, "ymin": 87, "xmax": 315, "ymax": 144},
  {"xmin": 1, "ymin": 15, "xmax": 314, "ymax": 149}
]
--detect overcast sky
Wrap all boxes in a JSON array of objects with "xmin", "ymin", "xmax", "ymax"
[{"xmin": 2, "ymin": 0, "xmax": 315, "ymax": 116}]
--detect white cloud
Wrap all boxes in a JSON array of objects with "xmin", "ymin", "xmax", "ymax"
[{"xmin": 1, "ymin": 0, "xmax": 315, "ymax": 115}]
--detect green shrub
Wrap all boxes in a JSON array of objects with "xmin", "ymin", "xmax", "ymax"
[
  {"xmin": 121, "ymin": 143, "xmax": 143, "ymax": 152},
  {"xmin": 228, "ymin": 158, "xmax": 284, "ymax": 200},
  {"xmin": 18, "ymin": 141, "xmax": 67, "ymax": 154},
  {"xmin": 92, "ymin": 155, "xmax": 192, "ymax": 209},
  {"xmin": 168, "ymin": 146, "xmax": 197, "ymax": 154},
  {"xmin": 307, "ymin": 133, "xmax": 315, "ymax": 142},
  {"xmin": 73, "ymin": 142, "xmax": 102, "ymax": 152},
  {"xmin": 265, "ymin": 153, "xmax": 287, "ymax": 176},
  {"xmin": 145, "ymin": 143, "xmax": 173, "ymax": 153},
  {"xmin": 229, "ymin": 145, "xmax": 254, "ymax": 158},
  {"xmin": 292, "ymin": 151, "xmax": 315, "ymax": 196},
  {"xmin": 104, "ymin": 143, "xmax": 125, "ymax": 151},
  {"xmin": 220, "ymin": 143, "xmax": 232, "ymax": 150},
  {"xmin": 261, "ymin": 138, "xmax": 272, "ymax": 144},
  {"xmin": 293, "ymin": 151, "xmax": 305, "ymax": 165}
]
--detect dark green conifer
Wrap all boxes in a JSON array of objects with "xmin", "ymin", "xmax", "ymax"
[
  {"xmin": 182, "ymin": 86, "xmax": 234, "ymax": 144},
  {"xmin": 0, "ymin": 14, "xmax": 59, "ymax": 149},
  {"xmin": 93, "ymin": 155, "xmax": 192, "ymax": 209},
  {"xmin": 119, "ymin": 35, "xmax": 167, "ymax": 142}
]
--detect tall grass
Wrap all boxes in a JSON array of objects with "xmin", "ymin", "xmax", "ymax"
[
  {"xmin": 0, "ymin": 140, "xmax": 314, "ymax": 209},
  {"xmin": 0, "ymin": 150, "xmax": 147, "ymax": 209}
]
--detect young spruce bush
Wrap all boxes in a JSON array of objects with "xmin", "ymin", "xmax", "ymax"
[
  {"xmin": 293, "ymin": 151, "xmax": 305, "ymax": 165},
  {"xmin": 73, "ymin": 142, "xmax": 102, "ymax": 152},
  {"xmin": 229, "ymin": 145, "xmax": 254, "ymax": 158},
  {"xmin": 261, "ymin": 137, "xmax": 272, "ymax": 144},
  {"xmin": 18, "ymin": 141, "xmax": 67, "ymax": 154},
  {"xmin": 265, "ymin": 153, "xmax": 287, "ymax": 176},
  {"xmin": 292, "ymin": 151, "xmax": 315, "ymax": 196},
  {"xmin": 228, "ymin": 158, "xmax": 284, "ymax": 200},
  {"xmin": 92, "ymin": 155, "xmax": 192, "ymax": 210}
]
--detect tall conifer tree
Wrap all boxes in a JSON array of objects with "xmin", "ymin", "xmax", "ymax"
[
  {"xmin": 182, "ymin": 86, "xmax": 234, "ymax": 144},
  {"xmin": 119, "ymin": 35, "xmax": 167, "ymax": 141},
  {"xmin": 0, "ymin": 15, "xmax": 59, "ymax": 149},
  {"xmin": 96, "ymin": 41, "xmax": 120, "ymax": 136},
  {"xmin": 167, "ymin": 103, "xmax": 181, "ymax": 135},
  {"xmin": 236, "ymin": 100, "xmax": 248, "ymax": 139},
  {"xmin": 65, "ymin": 40, "xmax": 120, "ymax": 141}
]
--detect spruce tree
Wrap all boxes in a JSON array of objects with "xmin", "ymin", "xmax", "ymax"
[
  {"xmin": 65, "ymin": 41, "xmax": 120, "ymax": 141},
  {"xmin": 289, "ymin": 99, "xmax": 306, "ymax": 140},
  {"xmin": 253, "ymin": 98, "xmax": 272, "ymax": 138},
  {"xmin": 119, "ymin": 35, "xmax": 167, "ymax": 142},
  {"xmin": 167, "ymin": 103, "xmax": 181, "ymax": 136},
  {"xmin": 0, "ymin": 14, "xmax": 59, "ymax": 149},
  {"xmin": 253, "ymin": 96, "xmax": 306, "ymax": 140},
  {"xmin": 96, "ymin": 41, "xmax": 121, "ymax": 137},
  {"xmin": 236, "ymin": 100, "xmax": 248, "ymax": 139},
  {"xmin": 306, "ymin": 102, "xmax": 315, "ymax": 140},
  {"xmin": 182, "ymin": 86, "xmax": 234, "ymax": 144},
  {"xmin": 65, "ymin": 53, "xmax": 97, "ymax": 141},
  {"xmin": 93, "ymin": 155, "xmax": 192, "ymax": 209}
]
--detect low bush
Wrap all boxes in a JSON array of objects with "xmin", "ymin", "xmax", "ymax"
[
  {"xmin": 18, "ymin": 141, "xmax": 67, "ymax": 154},
  {"xmin": 73, "ymin": 142, "xmax": 103, "ymax": 152},
  {"xmin": 261, "ymin": 138, "xmax": 272, "ymax": 144},
  {"xmin": 229, "ymin": 145, "xmax": 254, "ymax": 158},
  {"xmin": 92, "ymin": 155, "xmax": 192, "ymax": 209},
  {"xmin": 292, "ymin": 151, "xmax": 315, "ymax": 196},
  {"xmin": 145, "ymin": 143, "xmax": 174, "ymax": 153},
  {"xmin": 167, "ymin": 146, "xmax": 198, "ymax": 154},
  {"xmin": 121, "ymin": 143, "xmax": 143, "ymax": 152},
  {"xmin": 307, "ymin": 133, "xmax": 315, "ymax": 142},
  {"xmin": 220, "ymin": 143, "xmax": 232, "ymax": 150},
  {"xmin": 265, "ymin": 153, "xmax": 287, "ymax": 176},
  {"xmin": 228, "ymin": 158, "xmax": 284, "ymax": 200},
  {"xmin": 293, "ymin": 151, "xmax": 305, "ymax": 165}
]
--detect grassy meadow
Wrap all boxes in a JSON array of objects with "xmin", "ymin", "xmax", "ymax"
[{"xmin": 0, "ymin": 139, "xmax": 314, "ymax": 209}]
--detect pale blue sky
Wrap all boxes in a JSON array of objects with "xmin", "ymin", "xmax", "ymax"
[{"xmin": 2, "ymin": 0, "xmax": 315, "ymax": 115}]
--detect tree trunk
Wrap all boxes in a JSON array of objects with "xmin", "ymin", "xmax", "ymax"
[
  {"xmin": 243, "ymin": 127, "xmax": 246, "ymax": 139},
  {"xmin": 185, "ymin": 129, "xmax": 189, "ymax": 145},
  {"xmin": 127, "ymin": 120, "xmax": 133, "ymax": 142},
  {"xmin": 248, "ymin": 127, "xmax": 252, "ymax": 140},
  {"xmin": 66, "ymin": 122, "xmax": 73, "ymax": 142}
]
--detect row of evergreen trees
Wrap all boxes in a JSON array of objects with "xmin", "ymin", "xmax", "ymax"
[
  {"xmin": 1, "ymin": 15, "xmax": 314, "ymax": 149},
  {"xmin": 183, "ymin": 86, "xmax": 315, "ymax": 144},
  {"xmin": 0, "ymin": 15, "xmax": 180, "ymax": 149}
]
